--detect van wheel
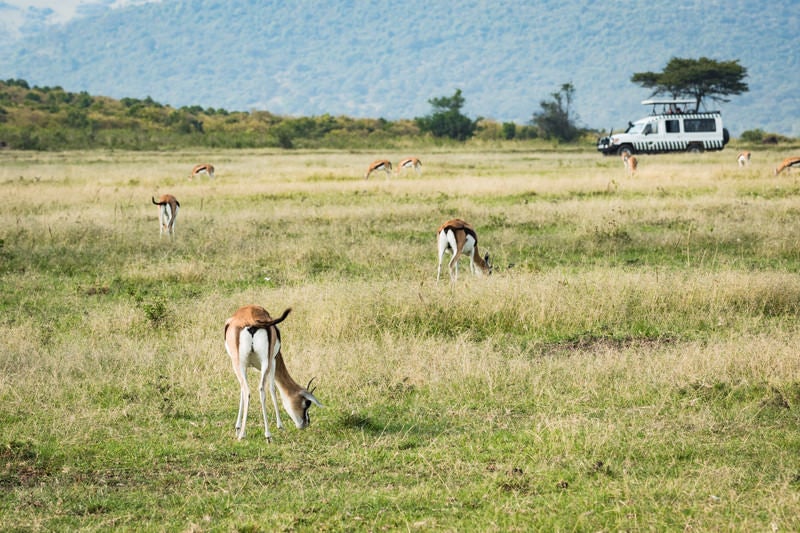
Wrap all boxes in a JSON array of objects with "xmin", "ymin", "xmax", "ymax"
[
  {"xmin": 618, "ymin": 146, "xmax": 633, "ymax": 157},
  {"xmin": 687, "ymin": 144, "xmax": 704, "ymax": 154}
]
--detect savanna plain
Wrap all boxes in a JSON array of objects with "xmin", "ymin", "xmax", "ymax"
[{"xmin": 2, "ymin": 146, "xmax": 800, "ymax": 531}]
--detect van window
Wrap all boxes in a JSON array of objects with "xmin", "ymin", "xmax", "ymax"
[
  {"xmin": 628, "ymin": 122, "xmax": 645, "ymax": 134},
  {"xmin": 643, "ymin": 122, "xmax": 659, "ymax": 135},
  {"xmin": 684, "ymin": 118, "xmax": 716, "ymax": 132},
  {"xmin": 665, "ymin": 119, "xmax": 680, "ymax": 133}
]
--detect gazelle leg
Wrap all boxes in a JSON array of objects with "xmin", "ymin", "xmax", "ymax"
[
  {"xmin": 449, "ymin": 253, "xmax": 461, "ymax": 281},
  {"xmin": 258, "ymin": 368, "xmax": 272, "ymax": 442},
  {"xmin": 236, "ymin": 380, "xmax": 249, "ymax": 440},
  {"xmin": 269, "ymin": 370, "xmax": 283, "ymax": 430}
]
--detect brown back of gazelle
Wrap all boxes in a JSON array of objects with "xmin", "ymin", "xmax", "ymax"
[{"xmin": 775, "ymin": 156, "xmax": 800, "ymax": 175}]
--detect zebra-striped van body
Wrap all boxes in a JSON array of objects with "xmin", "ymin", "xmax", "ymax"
[{"xmin": 597, "ymin": 100, "xmax": 729, "ymax": 156}]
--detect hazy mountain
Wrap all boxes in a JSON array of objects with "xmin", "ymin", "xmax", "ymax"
[{"xmin": 1, "ymin": 0, "xmax": 798, "ymax": 136}]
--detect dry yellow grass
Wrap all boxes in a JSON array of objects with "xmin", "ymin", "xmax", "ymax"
[{"xmin": 2, "ymin": 145, "xmax": 800, "ymax": 530}]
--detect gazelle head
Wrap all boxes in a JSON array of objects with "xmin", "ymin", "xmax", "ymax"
[
  {"xmin": 282, "ymin": 377, "xmax": 323, "ymax": 429},
  {"xmin": 482, "ymin": 252, "xmax": 493, "ymax": 276}
]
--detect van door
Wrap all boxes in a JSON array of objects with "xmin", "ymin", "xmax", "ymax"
[{"xmin": 641, "ymin": 119, "xmax": 667, "ymax": 153}]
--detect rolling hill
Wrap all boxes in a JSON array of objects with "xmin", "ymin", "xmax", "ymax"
[{"xmin": 1, "ymin": 0, "xmax": 797, "ymax": 136}]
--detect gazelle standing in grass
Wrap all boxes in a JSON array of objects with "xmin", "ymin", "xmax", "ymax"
[
  {"xmin": 775, "ymin": 156, "xmax": 800, "ymax": 175},
  {"xmin": 364, "ymin": 159, "xmax": 392, "ymax": 180},
  {"xmin": 224, "ymin": 305, "xmax": 323, "ymax": 441},
  {"xmin": 622, "ymin": 153, "xmax": 638, "ymax": 176},
  {"xmin": 190, "ymin": 163, "xmax": 215, "ymax": 180},
  {"xmin": 395, "ymin": 157, "xmax": 422, "ymax": 176},
  {"xmin": 437, "ymin": 218, "xmax": 492, "ymax": 282},
  {"xmin": 737, "ymin": 151, "xmax": 751, "ymax": 167},
  {"xmin": 151, "ymin": 194, "xmax": 180, "ymax": 237}
]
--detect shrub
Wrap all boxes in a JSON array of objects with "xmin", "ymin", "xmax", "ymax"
[
  {"xmin": 502, "ymin": 122, "xmax": 517, "ymax": 140},
  {"xmin": 739, "ymin": 129, "xmax": 765, "ymax": 143}
]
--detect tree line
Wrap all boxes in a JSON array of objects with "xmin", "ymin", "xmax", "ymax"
[
  {"xmin": 0, "ymin": 79, "xmax": 545, "ymax": 151},
  {"xmin": 0, "ymin": 78, "xmax": 594, "ymax": 151}
]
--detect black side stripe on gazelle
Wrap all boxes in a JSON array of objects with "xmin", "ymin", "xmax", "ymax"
[{"xmin": 443, "ymin": 224, "xmax": 478, "ymax": 242}]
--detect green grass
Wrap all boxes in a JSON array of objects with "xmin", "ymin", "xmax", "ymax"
[{"xmin": 2, "ymin": 147, "xmax": 800, "ymax": 531}]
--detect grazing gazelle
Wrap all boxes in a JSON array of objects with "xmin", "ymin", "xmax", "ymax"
[
  {"xmin": 775, "ymin": 156, "xmax": 800, "ymax": 175},
  {"xmin": 224, "ymin": 305, "xmax": 322, "ymax": 441},
  {"xmin": 737, "ymin": 151, "xmax": 751, "ymax": 167},
  {"xmin": 622, "ymin": 153, "xmax": 638, "ymax": 176},
  {"xmin": 364, "ymin": 159, "xmax": 392, "ymax": 180},
  {"xmin": 437, "ymin": 218, "xmax": 492, "ymax": 281},
  {"xmin": 151, "ymin": 194, "xmax": 180, "ymax": 237},
  {"xmin": 190, "ymin": 163, "xmax": 215, "ymax": 180},
  {"xmin": 396, "ymin": 157, "xmax": 422, "ymax": 176}
]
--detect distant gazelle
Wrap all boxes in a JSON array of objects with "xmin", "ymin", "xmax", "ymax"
[
  {"xmin": 224, "ymin": 305, "xmax": 323, "ymax": 441},
  {"xmin": 364, "ymin": 159, "xmax": 392, "ymax": 180},
  {"xmin": 396, "ymin": 157, "xmax": 422, "ymax": 176},
  {"xmin": 190, "ymin": 163, "xmax": 215, "ymax": 180},
  {"xmin": 775, "ymin": 156, "xmax": 800, "ymax": 175},
  {"xmin": 436, "ymin": 218, "xmax": 492, "ymax": 282},
  {"xmin": 151, "ymin": 194, "xmax": 180, "ymax": 237},
  {"xmin": 737, "ymin": 151, "xmax": 751, "ymax": 167},
  {"xmin": 622, "ymin": 153, "xmax": 638, "ymax": 176}
]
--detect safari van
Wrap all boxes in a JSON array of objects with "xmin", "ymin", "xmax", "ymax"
[{"xmin": 596, "ymin": 99, "xmax": 730, "ymax": 156}]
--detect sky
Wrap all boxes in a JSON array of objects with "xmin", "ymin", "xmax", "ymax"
[
  {"xmin": 4, "ymin": 1, "xmax": 94, "ymax": 23},
  {"xmin": 1, "ymin": 0, "xmax": 160, "ymax": 28}
]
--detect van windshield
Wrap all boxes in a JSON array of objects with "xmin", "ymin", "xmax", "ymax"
[{"xmin": 625, "ymin": 122, "xmax": 646, "ymax": 134}]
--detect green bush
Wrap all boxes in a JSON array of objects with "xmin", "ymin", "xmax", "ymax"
[
  {"xmin": 415, "ymin": 89, "xmax": 478, "ymax": 141},
  {"xmin": 739, "ymin": 129, "xmax": 765, "ymax": 143},
  {"xmin": 502, "ymin": 121, "xmax": 516, "ymax": 140}
]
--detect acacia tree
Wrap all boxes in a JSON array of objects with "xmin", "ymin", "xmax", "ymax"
[
  {"xmin": 531, "ymin": 83, "xmax": 579, "ymax": 142},
  {"xmin": 631, "ymin": 57, "xmax": 748, "ymax": 111},
  {"xmin": 415, "ymin": 88, "xmax": 477, "ymax": 141}
]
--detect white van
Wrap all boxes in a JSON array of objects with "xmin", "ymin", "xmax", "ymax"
[{"xmin": 597, "ymin": 99, "xmax": 730, "ymax": 156}]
